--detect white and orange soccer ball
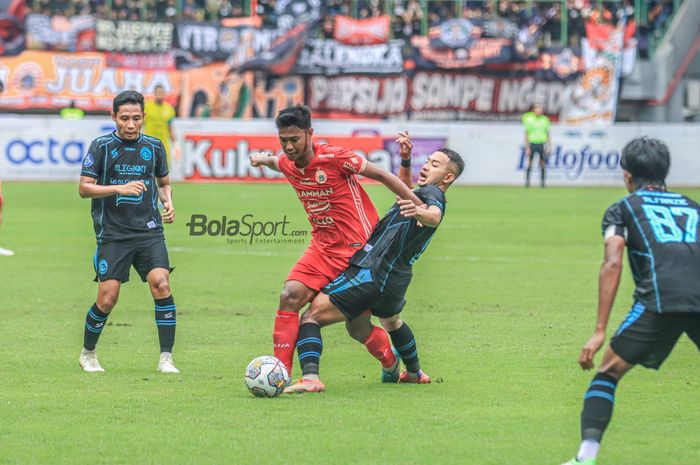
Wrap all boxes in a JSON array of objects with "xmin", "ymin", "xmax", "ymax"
[{"xmin": 244, "ymin": 356, "xmax": 290, "ymax": 398}]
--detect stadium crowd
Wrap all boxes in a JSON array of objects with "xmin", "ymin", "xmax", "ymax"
[{"xmin": 26, "ymin": 0, "xmax": 679, "ymax": 51}]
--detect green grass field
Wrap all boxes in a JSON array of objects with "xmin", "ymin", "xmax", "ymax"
[{"xmin": 1, "ymin": 182, "xmax": 699, "ymax": 465}]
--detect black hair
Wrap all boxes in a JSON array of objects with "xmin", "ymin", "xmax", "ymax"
[
  {"xmin": 112, "ymin": 90, "xmax": 144, "ymax": 113},
  {"xmin": 275, "ymin": 104, "xmax": 312, "ymax": 130},
  {"xmin": 620, "ymin": 136, "xmax": 670, "ymax": 189},
  {"xmin": 155, "ymin": 84, "xmax": 165, "ymax": 91},
  {"xmin": 437, "ymin": 147, "xmax": 465, "ymax": 181}
]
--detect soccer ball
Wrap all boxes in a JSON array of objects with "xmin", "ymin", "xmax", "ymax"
[{"xmin": 244, "ymin": 356, "xmax": 290, "ymax": 398}]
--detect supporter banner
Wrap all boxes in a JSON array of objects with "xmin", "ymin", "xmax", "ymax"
[
  {"xmin": 231, "ymin": 21, "xmax": 314, "ymax": 75},
  {"xmin": 333, "ymin": 15, "xmax": 390, "ymax": 45},
  {"xmin": 0, "ymin": 51, "xmax": 180, "ymax": 111},
  {"xmin": 412, "ymin": 33, "xmax": 512, "ymax": 70},
  {"xmin": 95, "ymin": 19, "xmax": 173, "ymax": 53},
  {"xmin": 175, "ymin": 21, "xmax": 257, "ymax": 62},
  {"xmin": 409, "ymin": 72, "xmax": 573, "ymax": 121},
  {"xmin": 307, "ymin": 75, "xmax": 409, "ymax": 118},
  {"xmin": 306, "ymin": 72, "xmax": 572, "ymax": 121},
  {"xmin": 560, "ymin": 21, "xmax": 625, "ymax": 125},
  {"xmin": 0, "ymin": 13, "xmax": 24, "ymax": 56},
  {"xmin": 105, "ymin": 52, "xmax": 175, "ymax": 70},
  {"xmin": 295, "ymin": 39, "xmax": 404, "ymax": 75},
  {"xmin": 25, "ymin": 14, "xmax": 95, "ymax": 51},
  {"xmin": 178, "ymin": 64, "xmax": 303, "ymax": 118},
  {"xmin": 272, "ymin": 0, "xmax": 323, "ymax": 30}
]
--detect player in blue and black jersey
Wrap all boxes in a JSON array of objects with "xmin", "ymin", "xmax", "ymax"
[
  {"xmin": 285, "ymin": 135, "xmax": 465, "ymax": 393},
  {"xmin": 561, "ymin": 137, "xmax": 700, "ymax": 465},
  {"xmin": 77, "ymin": 90, "xmax": 179, "ymax": 374}
]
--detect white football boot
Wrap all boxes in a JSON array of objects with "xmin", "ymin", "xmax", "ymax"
[
  {"xmin": 79, "ymin": 348, "xmax": 105, "ymax": 372},
  {"xmin": 157, "ymin": 352, "xmax": 180, "ymax": 373}
]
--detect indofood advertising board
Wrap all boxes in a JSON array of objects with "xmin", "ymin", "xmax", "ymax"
[{"xmin": 1, "ymin": 117, "xmax": 699, "ymax": 187}]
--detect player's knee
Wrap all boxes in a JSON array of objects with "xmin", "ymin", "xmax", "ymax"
[
  {"xmin": 151, "ymin": 277, "xmax": 171, "ymax": 296},
  {"xmin": 345, "ymin": 322, "xmax": 367, "ymax": 342},
  {"xmin": 379, "ymin": 315, "xmax": 402, "ymax": 332},
  {"xmin": 299, "ymin": 308, "xmax": 318, "ymax": 325},
  {"xmin": 97, "ymin": 294, "xmax": 118, "ymax": 313},
  {"xmin": 279, "ymin": 288, "xmax": 306, "ymax": 312}
]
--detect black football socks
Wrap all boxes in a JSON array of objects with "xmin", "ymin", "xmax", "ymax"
[{"xmin": 154, "ymin": 296, "xmax": 176, "ymax": 353}]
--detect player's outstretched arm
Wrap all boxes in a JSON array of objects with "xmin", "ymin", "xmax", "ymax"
[
  {"xmin": 396, "ymin": 131, "xmax": 413, "ymax": 189},
  {"xmin": 249, "ymin": 153, "xmax": 280, "ymax": 172},
  {"xmin": 396, "ymin": 197, "xmax": 442, "ymax": 227},
  {"xmin": 579, "ymin": 235, "xmax": 625, "ymax": 370},
  {"xmin": 360, "ymin": 162, "xmax": 423, "ymax": 207},
  {"xmin": 157, "ymin": 175, "xmax": 175, "ymax": 223},
  {"xmin": 79, "ymin": 176, "xmax": 146, "ymax": 199}
]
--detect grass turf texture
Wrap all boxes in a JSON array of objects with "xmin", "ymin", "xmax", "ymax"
[{"xmin": 1, "ymin": 182, "xmax": 699, "ymax": 465}]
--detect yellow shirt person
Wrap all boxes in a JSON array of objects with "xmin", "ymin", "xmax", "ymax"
[
  {"xmin": 144, "ymin": 85, "xmax": 177, "ymax": 164},
  {"xmin": 522, "ymin": 104, "xmax": 551, "ymax": 188}
]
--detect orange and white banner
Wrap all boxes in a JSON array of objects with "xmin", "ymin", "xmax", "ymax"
[
  {"xmin": 0, "ymin": 51, "xmax": 180, "ymax": 111},
  {"xmin": 333, "ymin": 15, "xmax": 390, "ymax": 46}
]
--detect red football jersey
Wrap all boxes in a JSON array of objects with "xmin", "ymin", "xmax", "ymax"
[{"xmin": 277, "ymin": 144, "xmax": 379, "ymax": 258}]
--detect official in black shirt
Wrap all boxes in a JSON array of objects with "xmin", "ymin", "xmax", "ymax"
[
  {"xmin": 77, "ymin": 90, "xmax": 180, "ymax": 374},
  {"xmin": 285, "ymin": 135, "xmax": 465, "ymax": 393},
  {"xmin": 561, "ymin": 137, "xmax": 700, "ymax": 465}
]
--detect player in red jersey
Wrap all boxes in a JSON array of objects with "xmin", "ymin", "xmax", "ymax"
[{"xmin": 250, "ymin": 104, "xmax": 422, "ymax": 375}]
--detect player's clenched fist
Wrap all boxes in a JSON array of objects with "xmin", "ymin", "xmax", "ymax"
[
  {"xmin": 250, "ymin": 153, "xmax": 265, "ymax": 167},
  {"xmin": 116, "ymin": 180, "xmax": 146, "ymax": 196}
]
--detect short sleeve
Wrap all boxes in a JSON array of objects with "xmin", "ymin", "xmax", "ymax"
[
  {"xmin": 155, "ymin": 140, "xmax": 169, "ymax": 177},
  {"xmin": 167, "ymin": 104, "xmax": 176, "ymax": 124},
  {"xmin": 601, "ymin": 202, "xmax": 626, "ymax": 240},
  {"xmin": 326, "ymin": 146, "xmax": 367, "ymax": 175},
  {"xmin": 419, "ymin": 185, "xmax": 446, "ymax": 212},
  {"xmin": 80, "ymin": 140, "xmax": 102, "ymax": 179}
]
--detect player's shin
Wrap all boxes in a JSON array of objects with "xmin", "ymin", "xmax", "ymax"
[
  {"xmin": 154, "ymin": 296, "xmax": 176, "ymax": 352},
  {"xmin": 363, "ymin": 325, "xmax": 397, "ymax": 369},
  {"xmin": 388, "ymin": 322, "xmax": 421, "ymax": 373},
  {"xmin": 274, "ymin": 310, "xmax": 300, "ymax": 373},
  {"xmin": 296, "ymin": 322, "xmax": 323, "ymax": 378},
  {"xmin": 577, "ymin": 372, "xmax": 618, "ymax": 461},
  {"xmin": 84, "ymin": 303, "xmax": 109, "ymax": 350}
]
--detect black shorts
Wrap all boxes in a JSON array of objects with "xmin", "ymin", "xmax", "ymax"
[
  {"xmin": 322, "ymin": 265, "xmax": 410, "ymax": 320},
  {"xmin": 610, "ymin": 302, "xmax": 700, "ymax": 369},
  {"xmin": 93, "ymin": 236, "xmax": 172, "ymax": 283},
  {"xmin": 528, "ymin": 143, "xmax": 547, "ymax": 162}
]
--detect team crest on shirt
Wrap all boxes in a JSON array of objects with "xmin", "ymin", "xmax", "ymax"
[
  {"xmin": 315, "ymin": 169, "xmax": 327, "ymax": 184},
  {"xmin": 140, "ymin": 147, "xmax": 152, "ymax": 161},
  {"xmin": 83, "ymin": 153, "xmax": 94, "ymax": 168}
]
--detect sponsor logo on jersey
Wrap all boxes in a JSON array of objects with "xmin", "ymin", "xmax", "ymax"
[
  {"xmin": 124, "ymin": 146, "xmax": 136, "ymax": 152},
  {"xmin": 299, "ymin": 187, "xmax": 333, "ymax": 198},
  {"xmin": 318, "ymin": 153, "xmax": 335, "ymax": 159},
  {"xmin": 83, "ymin": 153, "xmax": 94, "ymax": 168},
  {"xmin": 140, "ymin": 147, "xmax": 152, "ymax": 161},
  {"xmin": 315, "ymin": 169, "xmax": 327, "ymax": 184},
  {"xmin": 312, "ymin": 217, "xmax": 334, "ymax": 226},
  {"xmin": 343, "ymin": 161, "xmax": 358, "ymax": 173},
  {"xmin": 111, "ymin": 148, "xmax": 119, "ymax": 158},
  {"xmin": 304, "ymin": 199, "xmax": 331, "ymax": 215}
]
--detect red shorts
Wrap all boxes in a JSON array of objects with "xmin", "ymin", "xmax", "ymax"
[{"xmin": 287, "ymin": 245, "xmax": 350, "ymax": 292}]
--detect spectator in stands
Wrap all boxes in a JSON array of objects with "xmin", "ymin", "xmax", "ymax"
[{"xmin": 60, "ymin": 101, "xmax": 85, "ymax": 120}]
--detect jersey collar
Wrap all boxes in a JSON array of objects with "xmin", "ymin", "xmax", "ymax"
[{"xmin": 112, "ymin": 131, "xmax": 143, "ymax": 144}]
